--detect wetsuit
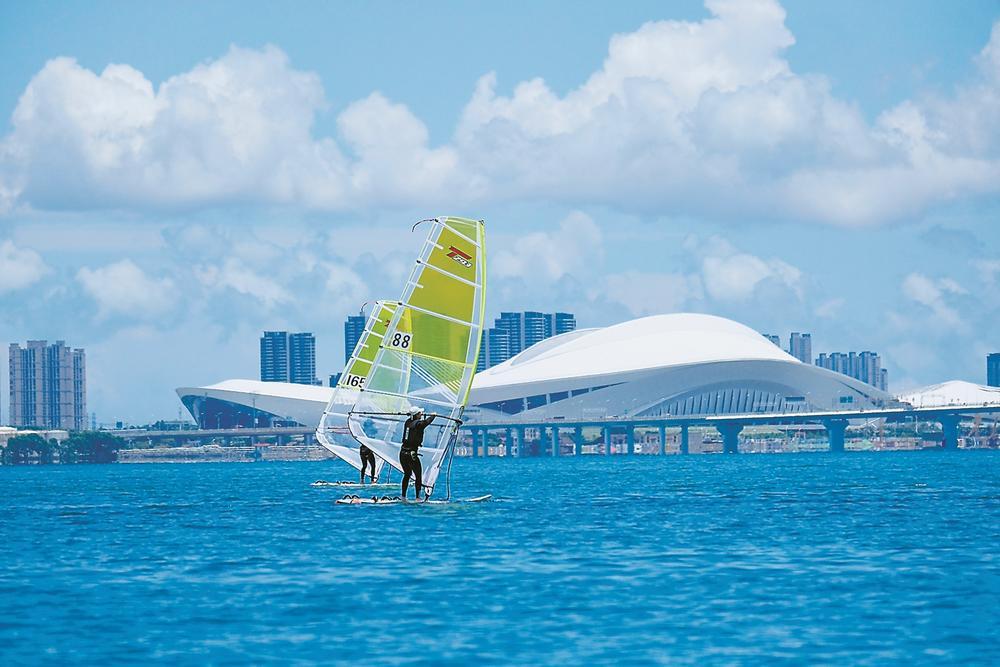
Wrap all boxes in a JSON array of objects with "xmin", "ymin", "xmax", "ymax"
[
  {"xmin": 358, "ymin": 444, "xmax": 377, "ymax": 483},
  {"xmin": 400, "ymin": 413, "xmax": 435, "ymax": 499}
]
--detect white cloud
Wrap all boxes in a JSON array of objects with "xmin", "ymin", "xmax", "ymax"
[
  {"xmin": 0, "ymin": 240, "xmax": 48, "ymax": 293},
  {"xmin": 194, "ymin": 258, "xmax": 291, "ymax": 308},
  {"xmin": 900, "ymin": 272, "xmax": 967, "ymax": 328},
  {"xmin": 76, "ymin": 259, "xmax": 176, "ymax": 319},
  {"xmin": 600, "ymin": 271, "xmax": 703, "ymax": 317},
  {"xmin": 1, "ymin": 4, "xmax": 1000, "ymax": 225},
  {"xmin": 814, "ymin": 297, "xmax": 845, "ymax": 319},
  {"xmin": 690, "ymin": 235, "xmax": 802, "ymax": 301},
  {"xmin": 493, "ymin": 211, "xmax": 603, "ymax": 281}
]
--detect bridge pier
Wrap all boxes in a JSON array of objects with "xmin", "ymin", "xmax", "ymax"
[
  {"xmin": 716, "ymin": 423, "xmax": 743, "ymax": 454},
  {"xmin": 825, "ymin": 419, "xmax": 848, "ymax": 453},
  {"xmin": 680, "ymin": 424, "xmax": 690, "ymax": 455},
  {"xmin": 658, "ymin": 424, "xmax": 666, "ymax": 455},
  {"xmin": 940, "ymin": 415, "xmax": 961, "ymax": 449},
  {"xmin": 505, "ymin": 428, "xmax": 513, "ymax": 457},
  {"xmin": 516, "ymin": 427, "xmax": 526, "ymax": 457},
  {"xmin": 574, "ymin": 426, "xmax": 582, "ymax": 455},
  {"xmin": 550, "ymin": 427, "xmax": 559, "ymax": 457},
  {"xmin": 470, "ymin": 428, "xmax": 480, "ymax": 457},
  {"xmin": 603, "ymin": 426, "xmax": 611, "ymax": 455},
  {"xmin": 626, "ymin": 424, "xmax": 636, "ymax": 455}
]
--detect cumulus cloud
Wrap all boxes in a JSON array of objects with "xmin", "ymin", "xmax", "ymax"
[
  {"xmin": 0, "ymin": 240, "xmax": 48, "ymax": 293},
  {"xmin": 901, "ymin": 272, "xmax": 967, "ymax": 328},
  {"xmin": 493, "ymin": 211, "xmax": 603, "ymax": 281},
  {"xmin": 690, "ymin": 236, "xmax": 802, "ymax": 301},
  {"xmin": 600, "ymin": 271, "xmax": 703, "ymax": 317},
  {"xmin": 2, "ymin": 2, "xmax": 1000, "ymax": 225},
  {"xmin": 194, "ymin": 258, "xmax": 291, "ymax": 308},
  {"xmin": 76, "ymin": 259, "xmax": 176, "ymax": 319}
]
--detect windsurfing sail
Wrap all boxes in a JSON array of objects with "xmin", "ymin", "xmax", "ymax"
[
  {"xmin": 315, "ymin": 300, "xmax": 399, "ymax": 478},
  {"xmin": 348, "ymin": 216, "xmax": 486, "ymax": 499}
]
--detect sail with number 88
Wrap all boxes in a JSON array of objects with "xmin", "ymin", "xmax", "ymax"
[{"xmin": 347, "ymin": 216, "xmax": 486, "ymax": 500}]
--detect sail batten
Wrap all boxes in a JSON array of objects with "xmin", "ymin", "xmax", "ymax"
[{"xmin": 348, "ymin": 216, "xmax": 486, "ymax": 498}]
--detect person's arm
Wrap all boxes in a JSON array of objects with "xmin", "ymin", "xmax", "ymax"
[{"xmin": 421, "ymin": 414, "xmax": 436, "ymax": 427}]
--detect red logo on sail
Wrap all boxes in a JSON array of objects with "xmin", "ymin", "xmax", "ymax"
[{"xmin": 446, "ymin": 245, "xmax": 473, "ymax": 268}]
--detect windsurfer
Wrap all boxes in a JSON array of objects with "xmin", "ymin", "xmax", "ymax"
[
  {"xmin": 400, "ymin": 406, "xmax": 436, "ymax": 500},
  {"xmin": 359, "ymin": 444, "xmax": 377, "ymax": 484}
]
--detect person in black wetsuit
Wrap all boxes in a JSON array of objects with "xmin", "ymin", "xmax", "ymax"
[
  {"xmin": 400, "ymin": 406, "xmax": 436, "ymax": 500},
  {"xmin": 358, "ymin": 444, "xmax": 377, "ymax": 484}
]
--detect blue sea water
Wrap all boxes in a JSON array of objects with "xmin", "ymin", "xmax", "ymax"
[{"xmin": 1, "ymin": 451, "xmax": 998, "ymax": 665}]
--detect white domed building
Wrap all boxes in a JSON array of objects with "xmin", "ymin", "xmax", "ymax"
[{"xmin": 466, "ymin": 313, "xmax": 891, "ymax": 422}]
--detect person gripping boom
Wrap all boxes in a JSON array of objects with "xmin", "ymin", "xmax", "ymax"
[{"xmin": 400, "ymin": 406, "xmax": 436, "ymax": 500}]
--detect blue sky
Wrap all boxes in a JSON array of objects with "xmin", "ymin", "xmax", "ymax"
[{"xmin": 1, "ymin": 0, "xmax": 999, "ymax": 424}]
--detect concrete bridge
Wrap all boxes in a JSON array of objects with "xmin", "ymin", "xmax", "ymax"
[
  {"xmin": 461, "ymin": 403, "xmax": 1000, "ymax": 456},
  {"xmin": 111, "ymin": 425, "xmax": 315, "ymax": 447}
]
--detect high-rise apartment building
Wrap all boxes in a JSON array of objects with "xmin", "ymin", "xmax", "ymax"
[
  {"xmin": 552, "ymin": 312, "xmax": 576, "ymax": 336},
  {"xmin": 260, "ymin": 331, "xmax": 290, "ymax": 382},
  {"xmin": 288, "ymin": 333, "xmax": 318, "ymax": 385},
  {"xmin": 260, "ymin": 331, "xmax": 318, "ymax": 385},
  {"xmin": 988, "ymin": 353, "xmax": 1000, "ymax": 388},
  {"xmin": 344, "ymin": 314, "xmax": 366, "ymax": 364},
  {"xmin": 477, "ymin": 311, "xmax": 577, "ymax": 370},
  {"xmin": 9, "ymin": 340, "xmax": 87, "ymax": 430},
  {"xmin": 816, "ymin": 349, "xmax": 887, "ymax": 391},
  {"xmin": 788, "ymin": 332, "xmax": 812, "ymax": 364}
]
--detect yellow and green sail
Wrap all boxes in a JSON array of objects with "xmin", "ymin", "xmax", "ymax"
[
  {"xmin": 315, "ymin": 301, "xmax": 398, "ymax": 475},
  {"xmin": 349, "ymin": 216, "xmax": 486, "ymax": 497}
]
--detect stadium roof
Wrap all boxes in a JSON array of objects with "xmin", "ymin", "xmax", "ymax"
[{"xmin": 474, "ymin": 313, "xmax": 797, "ymax": 390}]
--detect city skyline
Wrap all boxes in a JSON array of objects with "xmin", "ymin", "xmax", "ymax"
[{"xmin": 0, "ymin": 1, "xmax": 998, "ymax": 422}]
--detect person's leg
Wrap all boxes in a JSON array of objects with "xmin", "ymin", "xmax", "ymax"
[
  {"xmin": 399, "ymin": 451, "xmax": 411, "ymax": 498},
  {"xmin": 367, "ymin": 453, "xmax": 377, "ymax": 483},
  {"xmin": 413, "ymin": 454, "xmax": 423, "ymax": 500},
  {"xmin": 360, "ymin": 455, "xmax": 368, "ymax": 483}
]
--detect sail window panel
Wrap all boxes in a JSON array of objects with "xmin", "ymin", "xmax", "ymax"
[
  {"xmin": 403, "ymin": 355, "xmax": 465, "ymax": 406},
  {"xmin": 409, "ymin": 266, "xmax": 475, "ymax": 323},
  {"xmin": 405, "ymin": 309, "xmax": 473, "ymax": 363},
  {"xmin": 366, "ymin": 350, "xmax": 410, "ymax": 396}
]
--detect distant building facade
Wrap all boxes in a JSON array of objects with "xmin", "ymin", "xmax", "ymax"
[
  {"xmin": 816, "ymin": 350, "xmax": 888, "ymax": 391},
  {"xmin": 478, "ymin": 311, "xmax": 576, "ymax": 370},
  {"xmin": 344, "ymin": 314, "xmax": 366, "ymax": 364},
  {"xmin": 260, "ymin": 331, "xmax": 319, "ymax": 385},
  {"xmin": 9, "ymin": 340, "xmax": 87, "ymax": 430},
  {"xmin": 788, "ymin": 332, "xmax": 812, "ymax": 364},
  {"xmin": 988, "ymin": 353, "xmax": 1000, "ymax": 388},
  {"xmin": 763, "ymin": 334, "xmax": 782, "ymax": 347}
]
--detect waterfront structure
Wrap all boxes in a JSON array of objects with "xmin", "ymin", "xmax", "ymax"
[
  {"xmin": 176, "ymin": 379, "xmax": 331, "ymax": 429},
  {"xmin": 788, "ymin": 332, "xmax": 812, "ymax": 364},
  {"xmin": 259, "ymin": 331, "xmax": 318, "ymax": 385},
  {"xmin": 468, "ymin": 314, "xmax": 890, "ymax": 422},
  {"xmin": 479, "ymin": 311, "xmax": 576, "ymax": 370},
  {"xmin": 816, "ymin": 351, "xmax": 888, "ymax": 391},
  {"xmin": 989, "ymin": 353, "xmax": 1000, "ymax": 388},
  {"xmin": 898, "ymin": 380, "xmax": 1000, "ymax": 408},
  {"xmin": 344, "ymin": 314, "xmax": 366, "ymax": 364},
  {"xmin": 8, "ymin": 340, "xmax": 86, "ymax": 430}
]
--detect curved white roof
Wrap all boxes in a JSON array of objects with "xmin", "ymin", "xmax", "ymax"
[
  {"xmin": 182, "ymin": 379, "xmax": 335, "ymax": 402},
  {"xmin": 473, "ymin": 313, "xmax": 797, "ymax": 389},
  {"xmin": 898, "ymin": 380, "xmax": 1000, "ymax": 407}
]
